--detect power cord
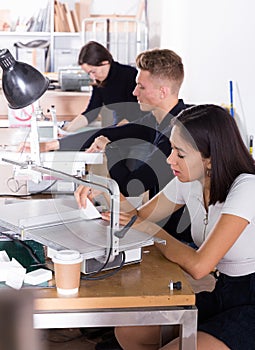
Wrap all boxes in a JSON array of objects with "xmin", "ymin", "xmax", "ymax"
[
  {"xmin": 81, "ymin": 251, "xmax": 126, "ymax": 281},
  {"xmin": 0, "ymin": 179, "xmax": 58, "ymax": 197},
  {"xmin": 81, "ymin": 215, "xmax": 137, "ymax": 280},
  {"xmin": 0, "ymin": 231, "xmax": 51, "ymax": 271}
]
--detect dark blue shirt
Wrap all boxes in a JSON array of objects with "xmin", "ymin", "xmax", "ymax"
[{"xmin": 103, "ymin": 99, "xmax": 188, "ymax": 197}]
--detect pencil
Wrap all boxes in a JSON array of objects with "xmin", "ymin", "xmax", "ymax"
[
  {"xmin": 229, "ymin": 80, "xmax": 234, "ymax": 117},
  {"xmin": 249, "ymin": 135, "xmax": 253, "ymax": 156}
]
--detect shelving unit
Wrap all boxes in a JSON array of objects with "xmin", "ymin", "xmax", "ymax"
[
  {"xmin": 0, "ymin": 0, "xmax": 83, "ymax": 72},
  {"xmin": 81, "ymin": 17, "xmax": 148, "ymax": 65},
  {"xmin": 0, "ymin": 0, "xmax": 148, "ymax": 71}
]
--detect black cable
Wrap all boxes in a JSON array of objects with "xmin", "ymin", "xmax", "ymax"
[
  {"xmin": 0, "ymin": 231, "xmax": 50, "ymax": 270},
  {"xmin": 2, "ymin": 126, "xmax": 58, "ymax": 197},
  {"xmin": 0, "ymin": 193, "xmax": 33, "ymax": 198},
  {"xmin": 81, "ymin": 215, "xmax": 136, "ymax": 280},
  {"xmin": 81, "ymin": 251, "xmax": 126, "ymax": 281},
  {"xmin": 27, "ymin": 179, "xmax": 58, "ymax": 195},
  {"xmin": 0, "ymin": 179, "xmax": 58, "ymax": 197},
  {"xmin": 2, "ymin": 125, "xmax": 57, "ymax": 197},
  {"xmin": 81, "ymin": 215, "xmax": 137, "ymax": 279},
  {"xmin": 80, "ymin": 241, "xmax": 113, "ymax": 278},
  {"xmin": 7, "ymin": 177, "xmax": 27, "ymax": 193}
]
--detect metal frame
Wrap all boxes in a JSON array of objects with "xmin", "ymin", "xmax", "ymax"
[
  {"xmin": 34, "ymin": 306, "xmax": 197, "ymax": 350},
  {"xmin": 81, "ymin": 17, "xmax": 148, "ymax": 65}
]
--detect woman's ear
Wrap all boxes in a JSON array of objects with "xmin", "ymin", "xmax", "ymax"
[
  {"xmin": 204, "ymin": 158, "xmax": 212, "ymax": 177},
  {"xmin": 206, "ymin": 158, "xmax": 211, "ymax": 170},
  {"xmin": 203, "ymin": 157, "xmax": 211, "ymax": 170},
  {"xmin": 100, "ymin": 60, "xmax": 109, "ymax": 66},
  {"xmin": 205, "ymin": 158, "xmax": 212, "ymax": 177}
]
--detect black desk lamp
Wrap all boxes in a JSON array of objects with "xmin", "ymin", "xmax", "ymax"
[
  {"xmin": 0, "ymin": 48, "xmax": 49, "ymax": 109},
  {"xmin": 0, "ymin": 48, "xmax": 49, "ymax": 163}
]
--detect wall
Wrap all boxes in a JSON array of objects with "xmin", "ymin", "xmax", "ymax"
[
  {"xmin": 90, "ymin": 0, "xmax": 141, "ymax": 15},
  {"xmin": 160, "ymin": 0, "xmax": 255, "ymax": 143},
  {"xmin": 147, "ymin": 0, "xmax": 162, "ymax": 48}
]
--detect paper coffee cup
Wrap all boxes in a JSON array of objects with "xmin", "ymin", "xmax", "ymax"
[{"xmin": 52, "ymin": 250, "xmax": 83, "ymax": 296}]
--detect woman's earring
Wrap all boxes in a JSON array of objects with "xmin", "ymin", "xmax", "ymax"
[{"xmin": 206, "ymin": 169, "xmax": 211, "ymax": 177}]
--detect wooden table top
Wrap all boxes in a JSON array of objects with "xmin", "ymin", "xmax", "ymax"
[{"xmin": 34, "ymin": 246, "xmax": 195, "ymax": 311}]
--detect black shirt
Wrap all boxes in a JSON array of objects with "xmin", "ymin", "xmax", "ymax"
[{"xmin": 82, "ymin": 61, "xmax": 143, "ymax": 124}]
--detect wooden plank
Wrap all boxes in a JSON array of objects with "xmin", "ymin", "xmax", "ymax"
[
  {"xmin": 54, "ymin": 0, "xmax": 65, "ymax": 32},
  {"xmin": 71, "ymin": 9, "xmax": 81, "ymax": 32},
  {"xmin": 63, "ymin": 2, "xmax": 75, "ymax": 32},
  {"xmin": 60, "ymin": 2, "xmax": 70, "ymax": 32}
]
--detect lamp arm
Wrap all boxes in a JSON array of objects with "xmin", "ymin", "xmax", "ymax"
[
  {"xmin": 86, "ymin": 173, "xmax": 120, "ymax": 231},
  {"xmin": 1, "ymin": 158, "xmax": 120, "ymax": 256}
]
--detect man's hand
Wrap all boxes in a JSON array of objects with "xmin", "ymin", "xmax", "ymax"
[
  {"xmin": 61, "ymin": 114, "xmax": 88, "ymax": 132},
  {"xmin": 17, "ymin": 141, "xmax": 31, "ymax": 153},
  {"xmin": 57, "ymin": 127, "xmax": 69, "ymax": 138},
  {"xmin": 86, "ymin": 135, "xmax": 111, "ymax": 153}
]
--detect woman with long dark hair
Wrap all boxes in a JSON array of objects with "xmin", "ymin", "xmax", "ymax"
[{"xmin": 77, "ymin": 104, "xmax": 255, "ymax": 349}]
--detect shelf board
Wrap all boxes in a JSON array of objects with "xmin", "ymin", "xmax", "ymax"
[
  {"xmin": 0, "ymin": 32, "xmax": 51, "ymax": 36},
  {"xmin": 52, "ymin": 32, "xmax": 80, "ymax": 37},
  {"xmin": 0, "ymin": 31, "xmax": 80, "ymax": 37}
]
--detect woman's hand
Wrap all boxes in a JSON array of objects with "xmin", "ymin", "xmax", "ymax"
[
  {"xmin": 74, "ymin": 184, "xmax": 95, "ymax": 208},
  {"xmin": 86, "ymin": 136, "xmax": 111, "ymax": 153},
  {"xmin": 102, "ymin": 210, "xmax": 141, "ymax": 227}
]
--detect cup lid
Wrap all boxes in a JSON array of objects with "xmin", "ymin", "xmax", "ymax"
[{"xmin": 52, "ymin": 250, "xmax": 83, "ymax": 264}]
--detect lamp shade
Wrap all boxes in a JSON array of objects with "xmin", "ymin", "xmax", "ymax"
[{"xmin": 0, "ymin": 49, "xmax": 49, "ymax": 109}]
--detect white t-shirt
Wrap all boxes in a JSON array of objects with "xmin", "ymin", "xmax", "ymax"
[{"xmin": 162, "ymin": 173, "xmax": 255, "ymax": 276}]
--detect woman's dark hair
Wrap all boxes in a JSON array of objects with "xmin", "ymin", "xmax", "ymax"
[
  {"xmin": 78, "ymin": 41, "xmax": 113, "ymax": 66},
  {"xmin": 173, "ymin": 104, "xmax": 255, "ymax": 204}
]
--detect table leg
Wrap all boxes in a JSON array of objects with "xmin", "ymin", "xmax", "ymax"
[{"xmin": 179, "ymin": 307, "xmax": 197, "ymax": 350}]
